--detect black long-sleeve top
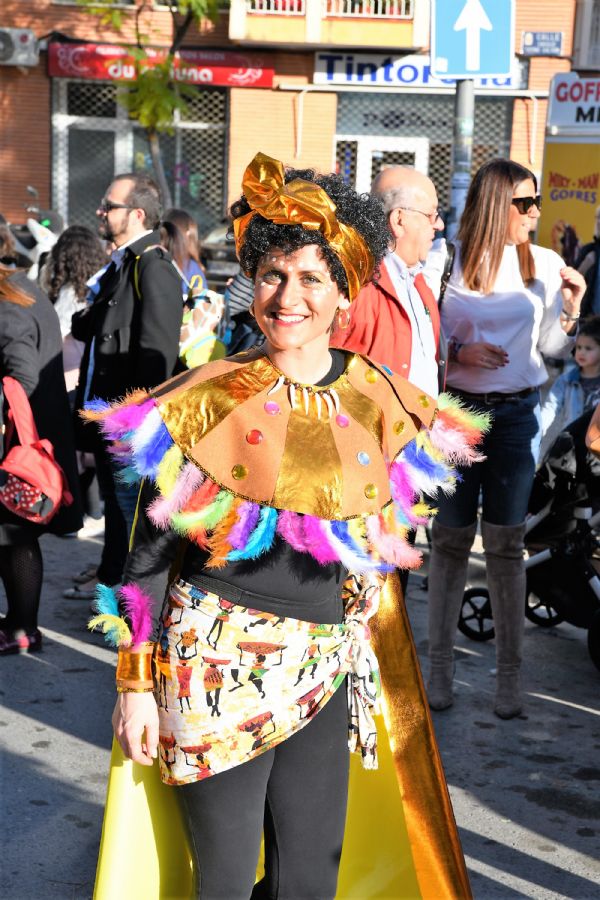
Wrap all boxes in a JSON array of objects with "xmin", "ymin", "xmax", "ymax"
[{"xmin": 122, "ymin": 351, "xmax": 349, "ymax": 627}]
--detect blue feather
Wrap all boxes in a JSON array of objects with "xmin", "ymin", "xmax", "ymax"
[
  {"xmin": 226, "ymin": 506, "xmax": 278, "ymax": 561},
  {"xmin": 84, "ymin": 398, "xmax": 112, "ymax": 414},
  {"xmin": 133, "ymin": 421, "xmax": 174, "ymax": 477},
  {"xmin": 93, "ymin": 584, "xmax": 119, "ymax": 616},
  {"xmin": 330, "ymin": 521, "xmax": 392, "ymax": 573},
  {"xmin": 115, "ymin": 465, "xmax": 143, "ymax": 486},
  {"xmin": 403, "ymin": 439, "xmax": 449, "ymax": 482}
]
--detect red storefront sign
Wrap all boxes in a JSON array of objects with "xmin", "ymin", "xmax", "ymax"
[{"xmin": 48, "ymin": 42, "xmax": 274, "ymax": 88}]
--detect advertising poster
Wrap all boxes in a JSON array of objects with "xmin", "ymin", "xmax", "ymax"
[
  {"xmin": 538, "ymin": 141, "xmax": 600, "ymax": 266},
  {"xmin": 537, "ymin": 73, "xmax": 600, "ymax": 265}
]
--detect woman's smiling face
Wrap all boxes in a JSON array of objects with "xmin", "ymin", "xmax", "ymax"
[{"xmin": 253, "ymin": 244, "xmax": 349, "ymax": 357}]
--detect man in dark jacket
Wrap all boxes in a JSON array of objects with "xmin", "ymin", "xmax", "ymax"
[{"xmin": 68, "ymin": 172, "xmax": 183, "ymax": 598}]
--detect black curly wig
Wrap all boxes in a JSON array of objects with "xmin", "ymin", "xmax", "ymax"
[{"xmin": 230, "ymin": 167, "xmax": 390, "ymax": 297}]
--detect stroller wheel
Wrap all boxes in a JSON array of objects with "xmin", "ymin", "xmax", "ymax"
[
  {"xmin": 587, "ymin": 611, "xmax": 600, "ymax": 673},
  {"xmin": 525, "ymin": 590, "xmax": 564, "ymax": 628},
  {"xmin": 458, "ymin": 588, "xmax": 495, "ymax": 642}
]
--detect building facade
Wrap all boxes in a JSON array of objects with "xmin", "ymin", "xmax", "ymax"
[{"xmin": 0, "ymin": 0, "xmax": 584, "ymax": 234}]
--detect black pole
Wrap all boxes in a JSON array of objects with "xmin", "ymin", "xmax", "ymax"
[{"xmin": 446, "ymin": 78, "xmax": 475, "ymax": 238}]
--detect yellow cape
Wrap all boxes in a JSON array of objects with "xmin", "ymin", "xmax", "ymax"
[{"xmin": 94, "ymin": 573, "xmax": 471, "ymax": 899}]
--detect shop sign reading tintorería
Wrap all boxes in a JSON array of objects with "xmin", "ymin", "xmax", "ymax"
[
  {"xmin": 48, "ymin": 42, "xmax": 274, "ymax": 88},
  {"xmin": 313, "ymin": 52, "xmax": 526, "ymax": 90}
]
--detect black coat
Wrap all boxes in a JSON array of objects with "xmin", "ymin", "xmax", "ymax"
[
  {"xmin": 0, "ymin": 273, "xmax": 83, "ymax": 541},
  {"xmin": 72, "ymin": 230, "xmax": 183, "ymax": 414}
]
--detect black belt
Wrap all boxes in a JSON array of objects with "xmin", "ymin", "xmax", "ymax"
[{"xmin": 448, "ymin": 386, "xmax": 538, "ymax": 405}]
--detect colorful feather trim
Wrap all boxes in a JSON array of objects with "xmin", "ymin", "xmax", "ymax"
[
  {"xmin": 84, "ymin": 384, "xmax": 489, "ymax": 593},
  {"xmin": 119, "ymin": 583, "xmax": 154, "ymax": 646}
]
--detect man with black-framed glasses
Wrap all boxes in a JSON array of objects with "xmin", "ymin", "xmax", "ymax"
[
  {"xmin": 68, "ymin": 172, "xmax": 182, "ymax": 601},
  {"xmin": 332, "ymin": 165, "xmax": 444, "ymax": 398}
]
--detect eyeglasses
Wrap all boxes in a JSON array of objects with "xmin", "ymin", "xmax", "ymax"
[
  {"xmin": 399, "ymin": 206, "xmax": 441, "ymax": 225},
  {"xmin": 98, "ymin": 200, "xmax": 134, "ymax": 214},
  {"xmin": 511, "ymin": 195, "xmax": 541, "ymax": 215}
]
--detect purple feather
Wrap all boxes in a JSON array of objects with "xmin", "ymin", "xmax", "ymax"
[
  {"xmin": 119, "ymin": 583, "xmax": 153, "ymax": 646},
  {"xmin": 100, "ymin": 398, "xmax": 157, "ymax": 442},
  {"xmin": 228, "ymin": 502, "xmax": 260, "ymax": 550}
]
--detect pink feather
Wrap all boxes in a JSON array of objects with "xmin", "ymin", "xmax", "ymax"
[
  {"xmin": 148, "ymin": 463, "xmax": 205, "ymax": 529},
  {"xmin": 366, "ymin": 515, "xmax": 423, "ymax": 569},
  {"xmin": 301, "ymin": 516, "xmax": 340, "ymax": 564},
  {"xmin": 119, "ymin": 583, "xmax": 154, "ymax": 645},
  {"xmin": 276, "ymin": 510, "xmax": 307, "ymax": 551},
  {"xmin": 389, "ymin": 460, "xmax": 422, "ymax": 523},
  {"xmin": 429, "ymin": 419, "xmax": 485, "ymax": 464}
]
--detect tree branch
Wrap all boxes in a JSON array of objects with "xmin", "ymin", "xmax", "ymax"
[{"xmin": 170, "ymin": 9, "xmax": 195, "ymax": 55}]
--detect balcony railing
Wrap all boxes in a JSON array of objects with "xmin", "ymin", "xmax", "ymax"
[
  {"xmin": 246, "ymin": 0, "xmax": 306, "ymax": 14},
  {"xmin": 325, "ymin": 0, "xmax": 412, "ymax": 17},
  {"xmin": 244, "ymin": 0, "xmax": 412, "ymax": 16}
]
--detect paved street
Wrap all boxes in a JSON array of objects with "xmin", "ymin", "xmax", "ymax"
[{"xmin": 1, "ymin": 526, "xmax": 600, "ymax": 899}]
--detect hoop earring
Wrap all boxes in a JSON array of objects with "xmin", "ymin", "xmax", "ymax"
[
  {"xmin": 249, "ymin": 302, "xmax": 256, "ymax": 319},
  {"xmin": 336, "ymin": 308, "xmax": 350, "ymax": 331}
]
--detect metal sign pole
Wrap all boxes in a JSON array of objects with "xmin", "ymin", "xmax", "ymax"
[{"xmin": 447, "ymin": 78, "xmax": 474, "ymax": 238}]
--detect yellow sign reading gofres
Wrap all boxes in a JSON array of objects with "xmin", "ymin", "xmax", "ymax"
[{"xmin": 538, "ymin": 141, "xmax": 599, "ymax": 264}]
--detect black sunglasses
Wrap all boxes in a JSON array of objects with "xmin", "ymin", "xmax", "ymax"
[
  {"xmin": 98, "ymin": 200, "xmax": 134, "ymax": 213},
  {"xmin": 511, "ymin": 195, "xmax": 541, "ymax": 215}
]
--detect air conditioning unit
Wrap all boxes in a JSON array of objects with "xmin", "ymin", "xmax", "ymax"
[{"xmin": 0, "ymin": 28, "xmax": 39, "ymax": 67}]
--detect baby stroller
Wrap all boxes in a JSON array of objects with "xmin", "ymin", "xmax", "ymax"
[{"xmin": 457, "ymin": 412, "xmax": 600, "ymax": 672}]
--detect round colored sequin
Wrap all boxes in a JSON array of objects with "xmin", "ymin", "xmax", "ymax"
[
  {"xmin": 418, "ymin": 394, "xmax": 430, "ymax": 408},
  {"xmin": 357, "ymin": 451, "xmax": 370, "ymax": 466},
  {"xmin": 364, "ymin": 483, "xmax": 378, "ymax": 500},
  {"xmin": 365, "ymin": 368, "xmax": 378, "ymax": 384},
  {"xmin": 232, "ymin": 464, "xmax": 248, "ymax": 480},
  {"xmin": 246, "ymin": 429, "xmax": 263, "ymax": 445},
  {"xmin": 336, "ymin": 414, "xmax": 350, "ymax": 428},
  {"xmin": 264, "ymin": 401, "xmax": 280, "ymax": 415},
  {"xmin": 393, "ymin": 420, "xmax": 405, "ymax": 435}
]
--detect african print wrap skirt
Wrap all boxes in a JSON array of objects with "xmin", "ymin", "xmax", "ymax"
[{"xmin": 154, "ymin": 576, "xmax": 381, "ymax": 786}]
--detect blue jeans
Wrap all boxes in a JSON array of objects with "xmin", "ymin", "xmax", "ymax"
[
  {"xmin": 95, "ymin": 442, "xmax": 140, "ymax": 586},
  {"xmin": 436, "ymin": 390, "xmax": 541, "ymax": 528}
]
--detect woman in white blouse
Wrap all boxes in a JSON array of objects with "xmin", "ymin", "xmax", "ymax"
[{"xmin": 427, "ymin": 158, "xmax": 586, "ymax": 719}]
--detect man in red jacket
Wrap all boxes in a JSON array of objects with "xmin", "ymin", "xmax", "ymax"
[{"xmin": 332, "ymin": 167, "xmax": 444, "ymax": 396}]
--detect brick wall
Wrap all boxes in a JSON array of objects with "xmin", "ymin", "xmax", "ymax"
[
  {"xmin": 228, "ymin": 88, "xmax": 337, "ymax": 205},
  {"xmin": 3, "ymin": 0, "xmax": 230, "ymax": 49},
  {"xmin": 0, "ymin": 61, "xmax": 51, "ymax": 221},
  {"xmin": 510, "ymin": 0, "xmax": 577, "ymax": 174}
]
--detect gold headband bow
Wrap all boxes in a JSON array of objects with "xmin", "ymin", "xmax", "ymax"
[{"xmin": 233, "ymin": 152, "xmax": 374, "ymax": 301}]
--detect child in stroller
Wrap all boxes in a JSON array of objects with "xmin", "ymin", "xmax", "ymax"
[{"xmin": 458, "ymin": 408, "xmax": 600, "ymax": 671}]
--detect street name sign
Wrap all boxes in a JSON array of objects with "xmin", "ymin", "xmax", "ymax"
[
  {"xmin": 431, "ymin": 0, "xmax": 514, "ymax": 79},
  {"xmin": 522, "ymin": 31, "xmax": 563, "ymax": 57}
]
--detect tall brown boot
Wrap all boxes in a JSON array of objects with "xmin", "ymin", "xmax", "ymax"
[
  {"xmin": 481, "ymin": 520, "xmax": 526, "ymax": 720},
  {"xmin": 427, "ymin": 519, "xmax": 477, "ymax": 710}
]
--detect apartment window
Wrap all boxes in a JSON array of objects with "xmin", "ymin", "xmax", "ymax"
[{"xmin": 574, "ymin": 0, "xmax": 600, "ymax": 69}]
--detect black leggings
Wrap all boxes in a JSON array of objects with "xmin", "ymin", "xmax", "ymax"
[
  {"xmin": 180, "ymin": 682, "xmax": 349, "ymax": 900},
  {"xmin": 0, "ymin": 539, "xmax": 43, "ymax": 632}
]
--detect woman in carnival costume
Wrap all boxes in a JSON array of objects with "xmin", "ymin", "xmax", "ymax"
[{"xmin": 87, "ymin": 153, "xmax": 488, "ymax": 899}]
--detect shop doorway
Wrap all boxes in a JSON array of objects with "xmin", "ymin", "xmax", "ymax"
[{"xmin": 336, "ymin": 136, "xmax": 429, "ymax": 193}]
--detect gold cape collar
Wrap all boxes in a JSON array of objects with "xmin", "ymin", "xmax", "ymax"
[{"xmin": 151, "ymin": 350, "xmax": 435, "ymax": 520}]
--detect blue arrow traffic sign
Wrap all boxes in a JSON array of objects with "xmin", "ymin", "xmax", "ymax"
[{"xmin": 431, "ymin": 0, "xmax": 514, "ymax": 79}]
